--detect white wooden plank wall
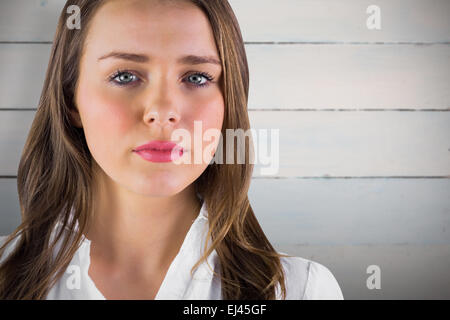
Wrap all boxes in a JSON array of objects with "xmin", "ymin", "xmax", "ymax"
[{"xmin": 0, "ymin": 0, "xmax": 449, "ymax": 299}]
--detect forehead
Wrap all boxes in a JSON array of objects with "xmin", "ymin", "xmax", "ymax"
[{"xmin": 84, "ymin": 0, "xmax": 218, "ymax": 60}]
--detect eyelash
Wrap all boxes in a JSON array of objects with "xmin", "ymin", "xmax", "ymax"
[{"xmin": 108, "ymin": 69, "xmax": 214, "ymax": 88}]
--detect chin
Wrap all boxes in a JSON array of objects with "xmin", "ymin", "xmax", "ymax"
[{"xmin": 129, "ymin": 175, "xmax": 187, "ymax": 197}]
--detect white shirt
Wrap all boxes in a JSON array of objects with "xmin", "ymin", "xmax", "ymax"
[{"xmin": 0, "ymin": 201, "xmax": 344, "ymax": 300}]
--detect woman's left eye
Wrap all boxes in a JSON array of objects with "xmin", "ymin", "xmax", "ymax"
[{"xmin": 185, "ymin": 72, "xmax": 214, "ymax": 88}]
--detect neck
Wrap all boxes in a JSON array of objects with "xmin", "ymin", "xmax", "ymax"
[{"xmin": 84, "ymin": 166, "xmax": 202, "ymax": 274}]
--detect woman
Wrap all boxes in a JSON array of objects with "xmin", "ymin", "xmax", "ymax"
[{"xmin": 0, "ymin": 0, "xmax": 343, "ymax": 300}]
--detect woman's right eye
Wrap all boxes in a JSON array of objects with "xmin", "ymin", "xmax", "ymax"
[{"xmin": 109, "ymin": 70, "xmax": 140, "ymax": 86}]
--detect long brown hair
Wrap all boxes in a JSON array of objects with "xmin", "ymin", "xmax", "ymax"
[{"xmin": 0, "ymin": 0, "xmax": 289, "ymax": 299}]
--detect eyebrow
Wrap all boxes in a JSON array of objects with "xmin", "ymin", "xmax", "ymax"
[{"xmin": 97, "ymin": 52, "xmax": 221, "ymax": 66}]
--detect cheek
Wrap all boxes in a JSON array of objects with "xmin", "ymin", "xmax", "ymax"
[
  {"xmin": 76, "ymin": 84, "xmax": 133, "ymax": 151},
  {"xmin": 185, "ymin": 93, "xmax": 224, "ymax": 131},
  {"xmin": 181, "ymin": 94, "xmax": 224, "ymax": 162}
]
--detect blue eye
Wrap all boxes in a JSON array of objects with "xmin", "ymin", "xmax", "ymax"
[
  {"xmin": 186, "ymin": 72, "xmax": 214, "ymax": 88},
  {"xmin": 109, "ymin": 70, "xmax": 139, "ymax": 86}
]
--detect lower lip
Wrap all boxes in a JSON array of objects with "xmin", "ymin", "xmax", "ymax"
[{"xmin": 134, "ymin": 148, "xmax": 184, "ymax": 163}]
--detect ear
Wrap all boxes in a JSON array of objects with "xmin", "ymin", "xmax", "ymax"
[{"xmin": 69, "ymin": 106, "xmax": 83, "ymax": 128}]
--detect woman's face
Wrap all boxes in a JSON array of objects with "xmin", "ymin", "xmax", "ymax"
[{"xmin": 73, "ymin": 0, "xmax": 224, "ymax": 196}]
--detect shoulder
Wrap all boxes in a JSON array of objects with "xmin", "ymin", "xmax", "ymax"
[{"xmin": 279, "ymin": 254, "xmax": 344, "ymax": 300}]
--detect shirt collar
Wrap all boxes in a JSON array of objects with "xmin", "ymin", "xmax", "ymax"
[{"xmin": 47, "ymin": 199, "xmax": 222, "ymax": 299}]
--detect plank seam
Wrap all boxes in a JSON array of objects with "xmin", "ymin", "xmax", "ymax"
[
  {"xmin": 1, "ymin": 108, "xmax": 449, "ymax": 112},
  {"xmin": 1, "ymin": 176, "xmax": 449, "ymax": 179},
  {"xmin": 0, "ymin": 41, "xmax": 449, "ymax": 45}
]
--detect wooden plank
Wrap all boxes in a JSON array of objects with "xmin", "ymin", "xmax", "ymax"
[
  {"xmin": 246, "ymin": 44, "xmax": 450, "ymax": 110},
  {"xmin": 1, "ymin": 178, "xmax": 449, "ymax": 245},
  {"xmin": 248, "ymin": 178, "xmax": 450, "ymax": 245},
  {"xmin": 277, "ymin": 244, "xmax": 450, "ymax": 299},
  {"xmin": 0, "ymin": 0, "xmax": 449, "ymax": 43},
  {"xmin": 250, "ymin": 111, "xmax": 450, "ymax": 177},
  {"xmin": 1, "ymin": 110, "xmax": 449, "ymax": 177},
  {"xmin": 0, "ymin": 111, "xmax": 33, "ymax": 176},
  {"xmin": 0, "ymin": 178, "xmax": 21, "ymax": 235},
  {"xmin": 0, "ymin": 0, "xmax": 63, "ymax": 42},
  {"xmin": 1, "ymin": 43, "xmax": 449, "ymax": 110},
  {"xmin": 231, "ymin": 0, "xmax": 450, "ymax": 43},
  {"xmin": 0, "ymin": 44, "xmax": 50, "ymax": 109}
]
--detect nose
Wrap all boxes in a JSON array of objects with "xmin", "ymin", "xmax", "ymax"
[
  {"xmin": 142, "ymin": 75, "xmax": 181, "ymax": 127},
  {"xmin": 143, "ymin": 110, "xmax": 179, "ymax": 126}
]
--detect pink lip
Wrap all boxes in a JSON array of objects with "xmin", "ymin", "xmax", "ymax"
[{"xmin": 133, "ymin": 140, "xmax": 184, "ymax": 163}]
